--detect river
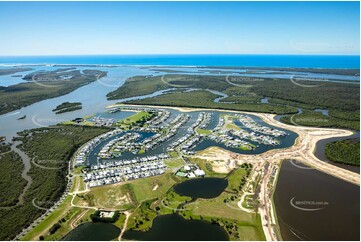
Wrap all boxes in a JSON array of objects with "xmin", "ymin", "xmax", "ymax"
[{"xmin": 0, "ymin": 64, "xmax": 358, "ymax": 240}]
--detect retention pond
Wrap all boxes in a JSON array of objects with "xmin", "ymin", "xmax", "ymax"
[
  {"xmin": 123, "ymin": 214, "xmax": 229, "ymax": 241},
  {"xmin": 173, "ymin": 177, "xmax": 228, "ymax": 199},
  {"xmin": 62, "ymin": 222, "xmax": 120, "ymax": 241}
]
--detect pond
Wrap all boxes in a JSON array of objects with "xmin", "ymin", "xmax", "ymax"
[
  {"xmin": 123, "ymin": 214, "xmax": 229, "ymax": 241},
  {"xmin": 173, "ymin": 177, "xmax": 228, "ymax": 199},
  {"xmin": 273, "ymin": 160, "xmax": 360, "ymax": 241},
  {"xmin": 62, "ymin": 222, "xmax": 120, "ymax": 241}
]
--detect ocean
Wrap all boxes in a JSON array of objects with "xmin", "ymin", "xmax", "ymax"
[{"xmin": 0, "ymin": 54, "xmax": 359, "ymax": 68}]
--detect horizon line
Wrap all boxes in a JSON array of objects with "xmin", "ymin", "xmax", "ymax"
[{"xmin": 0, "ymin": 53, "xmax": 360, "ymax": 57}]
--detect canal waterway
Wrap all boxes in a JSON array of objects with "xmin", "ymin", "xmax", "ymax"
[
  {"xmin": 314, "ymin": 131, "xmax": 360, "ymax": 173},
  {"xmin": 273, "ymin": 160, "xmax": 360, "ymax": 241}
]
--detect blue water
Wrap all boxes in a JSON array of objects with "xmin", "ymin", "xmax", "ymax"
[{"xmin": 0, "ymin": 55, "xmax": 359, "ymax": 68}]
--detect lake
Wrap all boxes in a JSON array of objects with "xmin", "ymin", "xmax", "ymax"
[
  {"xmin": 62, "ymin": 222, "xmax": 120, "ymax": 241},
  {"xmin": 123, "ymin": 214, "xmax": 229, "ymax": 241},
  {"xmin": 273, "ymin": 160, "xmax": 360, "ymax": 241},
  {"xmin": 173, "ymin": 177, "xmax": 228, "ymax": 198}
]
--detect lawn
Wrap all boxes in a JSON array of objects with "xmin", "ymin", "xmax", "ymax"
[
  {"xmin": 84, "ymin": 183, "xmax": 136, "ymax": 210},
  {"xmin": 21, "ymin": 195, "xmax": 73, "ymax": 241},
  {"xmin": 164, "ymin": 158, "xmax": 185, "ymax": 169},
  {"xmin": 129, "ymin": 172, "xmax": 181, "ymax": 203},
  {"xmin": 197, "ymin": 128, "xmax": 212, "ymax": 135},
  {"xmin": 188, "ymin": 157, "xmax": 226, "ymax": 178},
  {"xmin": 116, "ymin": 111, "xmax": 153, "ymax": 129}
]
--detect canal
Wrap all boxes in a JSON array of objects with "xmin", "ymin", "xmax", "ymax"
[{"xmin": 273, "ymin": 159, "xmax": 360, "ymax": 241}]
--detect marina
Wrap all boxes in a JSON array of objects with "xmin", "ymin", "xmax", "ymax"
[{"xmin": 71, "ymin": 106, "xmax": 297, "ymax": 189}]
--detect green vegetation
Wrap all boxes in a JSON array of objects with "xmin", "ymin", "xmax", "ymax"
[
  {"xmin": 107, "ymin": 75, "xmax": 169, "ymax": 100},
  {"xmin": 108, "ymin": 74, "xmax": 359, "ymax": 130},
  {"xmin": 0, "ymin": 69, "xmax": 106, "ymax": 115},
  {"xmin": 129, "ymin": 172, "xmax": 182, "ymax": 203},
  {"xmin": 0, "ymin": 67, "xmax": 33, "ymax": 76},
  {"xmin": 78, "ymin": 183, "xmax": 137, "ymax": 210},
  {"xmin": 22, "ymin": 200, "xmax": 94, "ymax": 241},
  {"xmin": 189, "ymin": 157, "xmax": 225, "ymax": 178},
  {"xmin": 325, "ymin": 139, "xmax": 360, "ymax": 166},
  {"xmin": 116, "ymin": 111, "xmax": 155, "ymax": 129},
  {"xmin": 164, "ymin": 158, "xmax": 184, "ymax": 168},
  {"xmin": 126, "ymin": 90, "xmax": 298, "ymax": 115},
  {"xmin": 178, "ymin": 164, "xmax": 264, "ymax": 241},
  {"xmin": 222, "ymin": 95, "xmax": 261, "ymax": 104},
  {"xmin": 49, "ymin": 222, "xmax": 61, "ymax": 234},
  {"xmin": 197, "ymin": 128, "xmax": 212, "ymax": 135},
  {"xmin": 280, "ymin": 110, "xmax": 360, "ymax": 131},
  {"xmin": 90, "ymin": 210, "xmax": 120, "ymax": 223},
  {"xmin": 22, "ymin": 67, "xmax": 76, "ymax": 81},
  {"xmin": 123, "ymin": 158, "xmax": 264, "ymax": 240},
  {"xmin": 0, "ymin": 144, "xmax": 27, "ymax": 207},
  {"xmin": 52, "ymin": 102, "xmax": 82, "ymax": 114},
  {"xmin": 0, "ymin": 125, "xmax": 109, "ymax": 241}
]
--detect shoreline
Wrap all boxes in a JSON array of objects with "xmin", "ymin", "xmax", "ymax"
[
  {"xmin": 18, "ymin": 103, "xmax": 359, "ymax": 241},
  {"xmin": 108, "ymin": 104, "xmax": 359, "ymax": 241},
  {"xmin": 0, "ymin": 58, "xmax": 360, "ymax": 70},
  {"xmin": 109, "ymin": 103, "xmax": 359, "ymax": 181}
]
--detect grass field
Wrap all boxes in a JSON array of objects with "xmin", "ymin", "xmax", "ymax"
[
  {"xmin": 129, "ymin": 172, "xmax": 182, "ymax": 203},
  {"xmin": 116, "ymin": 111, "xmax": 153, "ymax": 129},
  {"xmin": 189, "ymin": 157, "xmax": 226, "ymax": 178},
  {"xmin": 21, "ymin": 195, "xmax": 73, "ymax": 241},
  {"xmin": 83, "ymin": 183, "xmax": 136, "ymax": 210},
  {"xmin": 164, "ymin": 158, "xmax": 184, "ymax": 169},
  {"xmin": 180, "ymin": 165, "xmax": 264, "ymax": 241},
  {"xmin": 197, "ymin": 128, "xmax": 212, "ymax": 135}
]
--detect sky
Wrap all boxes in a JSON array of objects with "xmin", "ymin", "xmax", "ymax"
[{"xmin": 0, "ymin": 1, "xmax": 359, "ymax": 56}]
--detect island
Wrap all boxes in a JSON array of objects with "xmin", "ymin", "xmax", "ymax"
[
  {"xmin": 13, "ymin": 104, "xmax": 359, "ymax": 241},
  {"xmin": 0, "ymin": 67, "xmax": 33, "ymax": 76},
  {"xmin": 52, "ymin": 102, "xmax": 82, "ymax": 114},
  {"xmin": 0, "ymin": 68, "xmax": 106, "ymax": 115},
  {"xmin": 1, "ymin": 67, "xmax": 359, "ymax": 242}
]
